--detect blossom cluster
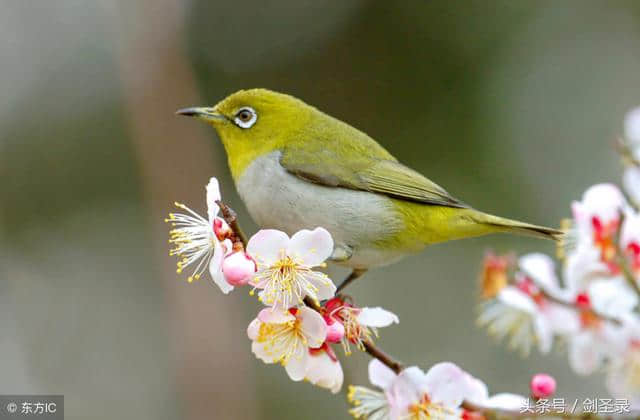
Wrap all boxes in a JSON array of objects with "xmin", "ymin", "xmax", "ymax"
[
  {"xmin": 166, "ymin": 178, "xmax": 399, "ymax": 394},
  {"xmin": 478, "ymin": 107, "xmax": 640, "ymax": 407},
  {"xmin": 347, "ymin": 359, "xmax": 557, "ymax": 419}
]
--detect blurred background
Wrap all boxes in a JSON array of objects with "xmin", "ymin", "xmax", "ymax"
[{"xmin": 2, "ymin": 1, "xmax": 640, "ymax": 419}]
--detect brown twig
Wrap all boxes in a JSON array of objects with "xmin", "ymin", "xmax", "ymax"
[{"xmin": 216, "ymin": 200, "xmax": 248, "ymax": 247}]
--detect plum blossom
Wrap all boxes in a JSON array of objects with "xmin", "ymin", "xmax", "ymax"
[
  {"xmin": 166, "ymin": 177, "xmax": 236, "ymax": 293},
  {"xmin": 478, "ymin": 253, "xmax": 579, "ymax": 356},
  {"xmin": 569, "ymin": 184, "xmax": 629, "ymax": 276},
  {"xmin": 247, "ymin": 228, "xmax": 337, "ymax": 308},
  {"xmin": 324, "ymin": 297, "xmax": 399, "ymax": 355},
  {"xmin": 248, "ymin": 307, "xmax": 327, "ymax": 382},
  {"xmin": 478, "ymin": 286, "xmax": 553, "ymax": 356},
  {"xmin": 348, "ymin": 360, "xmax": 474, "ymax": 420}
]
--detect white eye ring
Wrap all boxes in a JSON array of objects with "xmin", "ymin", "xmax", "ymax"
[{"xmin": 234, "ymin": 107, "xmax": 257, "ymax": 128}]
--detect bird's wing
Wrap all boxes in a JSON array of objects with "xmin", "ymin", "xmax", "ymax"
[{"xmin": 280, "ymin": 144, "xmax": 468, "ymax": 208}]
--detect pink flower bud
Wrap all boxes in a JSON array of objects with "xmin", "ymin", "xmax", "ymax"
[
  {"xmin": 222, "ymin": 252, "xmax": 256, "ymax": 286},
  {"xmin": 325, "ymin": 320, "xmax": 345, "ymax": 343},
  {"xmin": 530, "ymin": 373, "xmax": 556, "ymax": 398}
]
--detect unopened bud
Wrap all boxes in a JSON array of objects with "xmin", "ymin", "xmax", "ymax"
[
  {"xmin": 530, "ymin": 373, "xmax": 556, "ymax": 399},
  {"xmin": 222, "ymin": 252, "xmax": 256, "ymax": 286}
]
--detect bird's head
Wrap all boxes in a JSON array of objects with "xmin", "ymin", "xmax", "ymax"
[{"xmin": 177, "ymin": 88, "xmax": 312, "ymax": 178}]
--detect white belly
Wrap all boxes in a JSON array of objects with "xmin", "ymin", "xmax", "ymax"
[{"xmin": 235, "ymin": 152, "xmax": 408, "ymax": 268}]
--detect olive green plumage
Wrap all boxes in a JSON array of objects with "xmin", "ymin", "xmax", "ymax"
[{"xmin": 177, "ymin": 89, "xmax": 561, "ymax": 269}]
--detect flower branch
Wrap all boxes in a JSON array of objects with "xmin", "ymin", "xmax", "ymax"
[{"xmin": 168, "ymin": 109, "xmax": 640, "ymax": 420}]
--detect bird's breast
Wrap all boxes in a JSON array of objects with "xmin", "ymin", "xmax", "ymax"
[{"xmin": 234, "ymin": 152, "xmax": 410, "ymax": 268}]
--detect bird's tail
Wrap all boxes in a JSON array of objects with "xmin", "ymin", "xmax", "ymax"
[{"xmin": 472, "ymin": 212, "xmax": 565, "ymax": 242}]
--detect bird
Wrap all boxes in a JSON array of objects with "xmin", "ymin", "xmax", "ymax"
[{"xmin": 177, "ymin": 88, "xmax": 562, "ymax": 290}]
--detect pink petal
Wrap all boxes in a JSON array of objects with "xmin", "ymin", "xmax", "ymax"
[
  {"xmin": 368, "ymin": 359, "xmax": 397, "ymax": 390},
  {"xmin": 247, "ymin": 318, "xmax": 261, "ymax": 340},
  {"xmin": 423, "ymin": 362, "xmax": 467, "ymax": 407},
  {"xmin": 284, "ymin": 351, "xmax": 309, "ymax": 381},
  {"xmin": 388, "ymin": 367, "xmax": 425, "ymax": 415},
  {"xmin": 461, "ymin": 373, "xmax": 489, "ymax": 404},
  {"xmin": 297, "ymin": 307, "xmax": 327, "ymax": 347},
  {"xmin": 246, "ymin": 229, "xmax": 289, "ymax": 267},
  {"xmin": 257, "ymin": 308, "xmax": 295, "ymax": 324},
  {"xmin": 306, "ymin": 351, "xmax": 344, "ymax": 393},
  {"xmin": 287, "ymin": 227, "xmax": 334, "ymax": 267},
  {"xmin": 206, "ymin": 177, "xmax": 221, "ymax": 222},
  {"xmin": 358, "ymin": 307, "xmax": 399, "ymax": 328}
]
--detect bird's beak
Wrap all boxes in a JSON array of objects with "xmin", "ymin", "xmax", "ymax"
[{"xmin": 175, "ymin": 107, "xmax": 226, "ymax": 123}]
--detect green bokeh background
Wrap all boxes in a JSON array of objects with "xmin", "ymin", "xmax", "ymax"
[{"xmin": 2, "ymin": 1, "xmax": 640, "ymax": 419}]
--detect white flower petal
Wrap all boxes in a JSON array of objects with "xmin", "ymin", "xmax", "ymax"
[
  {"xmin": 423, "ymin": 362, "xmax": 467, "ymax": 407},
  {"xmin": 389, "ymin": 367, "xmax": 426, "ymax": 416},
  {"xmin": 533, "ymin": 315, "xmax": 553, "ymax": 354},
  {"xmin": 368, "ymin": 359, "xmax": 397, "ymax": 390},
  {"xmin": 206, "ymin": 177, "xmax": 222, "ymax": 222},
  {"xmin": 210, "ymin": 238, "xmax": 234, "ymax": 294},
  {"xmin": 624, "ymin": 106, "xmax": 640, "ymax": 143},
  {"xmin": 246, "ymin": 229, "xmax": 290, "ymax": 266},
  {"xmin": 305, "ymin": 351, "xmax": 343, "ymax": 393},
  {"xmin": 498, "ymin": 287, "xmax": 537, "ymax": 314},
  {"xmin": 569, "ymin": 331, "xmax": 603, "ymax": 375},
  {"xmin": 483, "ymin": 393, "xmax": 529, "ymax": 411},
  {"xmin": 621, "ymin": 209, "xmax": 640, "ymax": 249},
  {"xmin": 461, "ymin": 373, "xmax": 489, "ymax": 404},
  {"xmin": 251, "ymin": 341, "xmax": 276, "ymax": 364},
  {"xmin": 284, "ymin": 351, "xmax": 309, "ymax": 381},
  {"xmin": 563, "ymin": 243, "xmax": 610, "ymax": 292},
  {"xmin": 358, "ymin": 307, "xmax": 400, "ymax": 328},
  {"xmin": 544, "ymin": 304, "xmax": 580, "ymax": 336},
  {"xmin": 305, "ymin": 272, "xmax": 337, "ymax": 301},
  {"xmin": 589, "ymin": 278, "xmax": 638, "ymax": 319},
  {"xmin": 257, "ymin": 308, "xmax": 295, "ymax": 324},
  {"xmin": 247, "ymin": 318, "xmax": 261, "ymax": 340},
  {"xmin": 287, "ymin": 227, "xmax": 334, "ymax": 267},
  {"xmin": 519, "ymin": 253, "xmax": 560, "ymax": 293},
  {"xmin": 578, "ymin": 183, "xmax": 627, "ymax": 224},
  {"xmin": 297, "ymin": 307, "xmax": 327, "ymax": 347},
  {"xmin": 623, "ymin": 167, "xmax": 640, "ymax": 207}
]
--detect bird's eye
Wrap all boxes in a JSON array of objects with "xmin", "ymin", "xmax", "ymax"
[{"xmin": 234, "ymin": 107, "xmax": 257, "ymax": 128}]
